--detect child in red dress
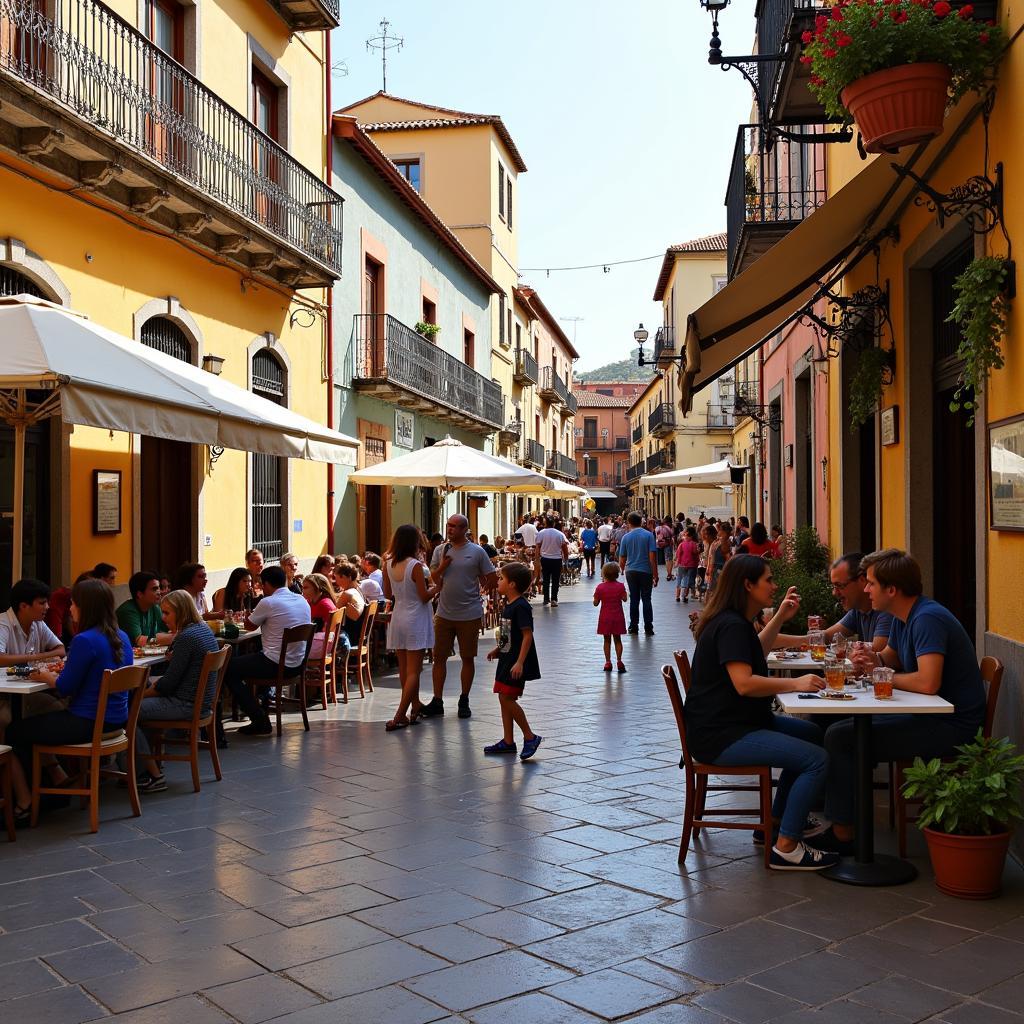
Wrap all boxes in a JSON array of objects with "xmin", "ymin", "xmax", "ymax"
[{"xmin": 593, "ymin": 562, "xmax": 628, "ymax": 673}]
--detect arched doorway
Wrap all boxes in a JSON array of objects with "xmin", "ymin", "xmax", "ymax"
[
  {"xmin": 0, "ymin": 268, "xmax": 51, "ymax": 605},
  {"xmin": 251, "ymin": 349, "xmax": 287, "ymax": 560},
  {"xmin": 140, "ymin": 316, "xmax": 194, "ymax": 577}
]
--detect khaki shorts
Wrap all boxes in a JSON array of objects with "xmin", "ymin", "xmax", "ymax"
[{"xmin": 433, "ymin": 616, "xmax": 481, "ymax": 660}]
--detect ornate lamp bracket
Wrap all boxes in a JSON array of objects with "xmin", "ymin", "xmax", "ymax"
[{"xmin": 892, "ymin": 161, "xmax": 1005, "ymax": 237}]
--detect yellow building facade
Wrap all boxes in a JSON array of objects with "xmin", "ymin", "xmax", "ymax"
[{"xmin": 0, "ymin": 0, "xmax": 341, "ymax": 598}]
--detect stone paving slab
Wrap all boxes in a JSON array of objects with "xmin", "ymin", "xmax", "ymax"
[{"xmin": 0, "ymin": 574, "xmax": 1023, "ymax": 1022}]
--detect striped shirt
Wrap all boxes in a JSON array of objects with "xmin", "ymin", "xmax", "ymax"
[{"xmin": 154, "ymin": 623, "xmax": 221, "ymax": 712}]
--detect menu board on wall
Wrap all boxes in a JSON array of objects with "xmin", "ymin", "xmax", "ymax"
[
  {"xmin": 989, "ymin": 416, "xmax": 1024, "ymax": 532},
  {"xmin": 93, "ymin": 470, "xmax": 122, "ymax": 534}
]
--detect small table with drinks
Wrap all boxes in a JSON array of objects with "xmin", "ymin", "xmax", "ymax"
[{"xmin": 777, "ymin": 676, "xmax": 953, "ymax": 887}]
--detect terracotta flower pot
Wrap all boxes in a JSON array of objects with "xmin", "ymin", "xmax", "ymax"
[
  {"xmin": 841, "ymin": 62, "xmax": 952, "ymax": 154},
  {"xmin": 923, "ymin": 826, "xmax": 1011, "ymax": 900}
]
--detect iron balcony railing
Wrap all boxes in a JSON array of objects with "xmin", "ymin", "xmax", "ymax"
[
  {"xmin": 564, "ymin": 391, "xmax": 578, "ymax": 416},
  {"xmin": 647, "ymin": 448, "xmax": 670, "ymax": 473},
  {"xmin": 0, "ymin": 0, "xmax": 343, "ymax": 273},
  {"xmin": 726, "ymin": 123, "xmax": 826, "ymax": 279},
  {"xmin": 577, "ymin": 434, "xmax": 629, "ymax": 451},
  {"xmin": 707, "ymin": 404, "xmax": 735, "ymax": 429},
  {"xmin": 625, "ymin": 459, "xmax": 645, "ymax": 482},
  {"xmin": 513, "ymin": 347, "xmax": 539, "ymax": 385},
  {"xmin": 539, "ymin": 365, "xmax": 569, "ymax": 406},
  {"xmin": 653, "ymin": 326, "xmax": 676, "ymax": 363},
  {"xmin": 522, "ymin": 438, "xmax": 545, "ymax": 468},
  {"xmin": 632, "ymin": 423, "xmax": 644, "ymax": 444},
  {"xmin": 583, "ymin": 472, "xmax": 619, "ymax": 488},
  {"xmin": 649, "ymin": 402, "xmax": 675, "ymax": 435},
  {"xmin": 755, "ymin": 0, "xmax": 818, "ymax": 123},
  {"xmin": 353, "ymin": 314, "xmax": 503, "ymax": 428},
  {"xmin": 547, "ymin": 451, "xmax": 578, "ymax": 480}
]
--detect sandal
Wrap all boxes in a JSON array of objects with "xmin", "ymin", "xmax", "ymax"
[
  {"xmin": 408, "ymin": 702, "xmax": 426, "ymax": 724},
  {"xmin": 385, "ymin": 717, "xmax": 410, "ymax": 732}
]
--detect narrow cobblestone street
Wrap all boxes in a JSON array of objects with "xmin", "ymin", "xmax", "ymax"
[{"xmin": 2, "ymin": 573, "xmax": 1024, "ymax": 1023}]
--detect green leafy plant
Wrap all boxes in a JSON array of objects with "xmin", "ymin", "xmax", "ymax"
[
  {"xmin": 415, "ymin": 321, "xmax": 441, "ymax": 340},
  {"xmin": 801, "ymin": 0, "xmax": 1003, "ymax": 122},
  {"xmin": 848, "ymin": 344, "xmax": 894, "ymax": 428},
  {"xmin": 767, "ymin": 525, "xmax": 840, "ymax": 633},
  {"xmin": 947, "ymin": 255, "xmax": 1012, "ymax": 426},
  {"xmin": 902, "ymin": 731, "xmax": 1024, "ymax": 835}
]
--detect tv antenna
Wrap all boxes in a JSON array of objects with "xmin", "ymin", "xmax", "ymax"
[
  {"xmin": 559, "ymin": 316, "xmax": 584, "ymax": 347},
  {"xmin": 366, "ymin": 17, "xmax": 403, "ymax": 93}
]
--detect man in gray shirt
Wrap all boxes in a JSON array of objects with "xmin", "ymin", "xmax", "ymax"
[{"xmin": 423, "ymin": 514, "xmax": 497, "ymax": 719}]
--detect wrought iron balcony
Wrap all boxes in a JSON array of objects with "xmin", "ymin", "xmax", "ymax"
[
  {"xmin": 727, "ymin": 124, "xmax": 827, "ymax": 280},
  {"xmin": 646, "ymin": 448, "xmax": 672, "ymax": 474},
  {"xmin": 653, "ymin": 326, "xmax": 677, "ymax": 366},
  {"xmin": 513, "ymin": 347, "xmax": 539, "ymax": 386},
  {"xmin": 632, "ymin": 423, "xmax": 644, "ymax": 444},
  {"xmin": 577, "ymin": 433, "xmax": 628, "ymax": 451},
  {"xmin": 625, "ymin": 459, "xmax": 645, "ymax": 482},
  {"xmin": 583, "ymin": 472, "xmax": 620, "ymax": 489},
  {"xmin": 265, "ymin": 0, "xmax": 339, "ymax": 31},
  {"xmin": 521, "ymin": 438, "xmax": 545, "ymax": 469},
  {"xmin": 497, "ymin": 402, "xmax": 523, "ymax": 448},
  {"xmin": 563, "ymin": 391, "xmax": 578, "ymax": 416},
  {"xmin": 0, "ymin": 0, "xmax": 343, "ymax": 287},
  {"xmin": 353, "ymin": 314, "xmax": 503, "ymax": 434},
  {"xmin": 707, "ymin": 404, "xmax": 735, "ymax": 429},
  {"xmin": 547, "ymin": 451, "xmax": 578, "ymax": 481},
  {"xmin": 538, "ymin": 365, "xmax": 569, "ymax": 406},
  {"xmin": 649, "ymin": 402, "xmax": 676, "ymax": 437}
]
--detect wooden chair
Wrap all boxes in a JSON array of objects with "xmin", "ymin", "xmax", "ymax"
[
  {"xmin": 247, "ymin": 623, "xmax": 316, "ymax": 736},
  {"xmin": 342, "ymin": 601, "xmax": 378, "ymax": 701},
  {"xmin": 662, "ymin": 664, "xmax": 774, "ymax": 868},
  {"xmin": 31, "ymin": 664, "xmax": 149, "ymax": 834},
  {"xmin": 892, "ymin": 655, "xmax": 1003, "ymax": 857},
  {"xmin": 144, "ymin": 646, "xmax": 232, "ymax": 793},
  {"xmin": 0, "ymin": 745, "xmax": 15, "ymax": 842},
  {"xmin": 304, "ymin": 609, "xmax": 344, "ymax": 707},
  {"xmin": 673, "ymin": 649, "xmax": 692, "ymax": 693}
]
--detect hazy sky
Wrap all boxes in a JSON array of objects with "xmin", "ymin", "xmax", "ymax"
[{"xmin": 332, "ymin": 2, "xmax": 753, "ymax": 371}]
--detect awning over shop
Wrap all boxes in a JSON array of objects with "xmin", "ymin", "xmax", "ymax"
[
  {"xmin": 680, "ymin": 95, "xmax": 987, "ymax": 412},
  {"xmin": 588, "ymin": 489, "xmax": 619, "ymax": 499},
  {"xmin": 639, "ymin": 459, "xmax": 747, "ymax": 489},
  {"xmin": 0, "ymin": 296, "xmax": 360, "ymax": 464}
]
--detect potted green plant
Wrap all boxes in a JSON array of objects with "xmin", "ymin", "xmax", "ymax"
[
  {"xmin": 902, "ymin": 731, "xmax": 1024, "ymax": 899},
  {"xmin": 766, "ymin": 525, "xmax": 840, "ymax": 634},
  {"xmin": 848, "ymin": 343, "xmax": 895, "ymax": 428},
  {"xmin": 947, "ymin": 254, "xmax": 1013, "ymax": 427},
  {"xmin": 415, "ymin": 321, "xmax": 441, "ymax": 341},
  {"xmin": 801, "ymin": 0, "xmax": 1001, "ymax": 153}
]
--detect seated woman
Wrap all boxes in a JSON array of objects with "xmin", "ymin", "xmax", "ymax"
[
  {"xmin": 134, "ymin": 590, "xmax": 220, "ymax": 793},
  {"xmin": 7, "ymin": 578, "xmax": 133, "ymax": 824},
  {"xmin": 212, "ymin": 568, "xmax": 254, "ymax": 616},
  {"xmin": 302, "ymin": 572, "xmax": 339, "ymax": 661},
  {"xmin": 685, "ymin": 554, "xmax": 838, "ymax": 872},
  {"xmin": 334, "ymin": 563, "xmax": 367, "ymax": 659},
  {"xmin": 173, "ymin": 563, "xmax": 224, "ymax": 622}
]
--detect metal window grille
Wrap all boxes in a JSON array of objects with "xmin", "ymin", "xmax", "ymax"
[
  {"xmin": 0, "ymin": 267, "xmax": 45, "ymax": 298},
  {"xmin": 251, "ymin": 349, "xmax": 286, "ymax": 560},
  {"xmin": 140, "ymin": 316, "xmax": 191, "ymax": 362}
]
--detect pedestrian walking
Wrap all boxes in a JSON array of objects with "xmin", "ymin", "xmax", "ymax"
[
  {"xmin": 618, "ymin": 511, "xmax": 658, "ymax": 635},
  {"xmin": 675, "ymin": 526, "xmax": 701, "ymax": 603},
  {"xmin": 597, "ymin": 518, "xmax": 614, "ymax": 567},
  {"xmin": 657, "ymin": 517, "xmax": 675, "ymax": 582},
  {"xmin": 423, "ymin": 514, "xmax": 497, "ymax": 720},
  {"xmin": 484, "ymin": 562, "xmax": 542, "ymax": 761},
  {"xmin": 580, "ymin": 519, "xmax": 598, "ymax": 578},
  {"xmin": 536, "ymin": 517, "xmax": 569, "ymax": 607},
  {"xmin": 383, "ymin": 525, "xmax": 439, "ymax": 732},
  {"xmin": 594, "ymin": 562, "xmax": 627, "ymax": 673}
]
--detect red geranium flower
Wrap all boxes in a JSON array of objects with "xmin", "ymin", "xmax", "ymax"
[
  {"xmin": 800, "ymin": 54, "xmax": 814, "ymax": 64},
  {"xmin": 832, "ymin": 4, "xmax": 844, "ymax": 19},
  {"xmin": 958, "ymin": 3, "xmax": 974, "ymax": 16},
  {"xmin": 823, "ymin": 46, "xmax": 838, "ymax": 56},
  {"xmin": 979, "ymin": 30, "xmax": 990, "ymax": 41},
  {"xmin": 816, "ymin": 13, "xmax": 829, "ymax": 28},
  {"xmin": 802, "ymin": 29, "xmax": 814, "ymax": 43},
  {"xmin": 933, "ymin": 0, "xmax": 951, "ymax": 15},
  {"xmin": 891, "ymin": 8, "xmax": 909, "ymax": 20},
  {"xmin": 836, "ymin": 32, "xmax": 853, "ymax": 45}
]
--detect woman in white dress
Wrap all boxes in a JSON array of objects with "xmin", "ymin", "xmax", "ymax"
[{"xmin": 383, "ymin": 525, "xmax": 439, "ymax": 731}]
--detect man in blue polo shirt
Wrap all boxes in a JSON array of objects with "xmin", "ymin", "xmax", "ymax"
[
  {"xmin": 816, "ymin": 548, "xmax": 985, "ymax": 854},
  {"xmin": 618, "ymin": 511, "xmax": 658, "ymax": 636}
]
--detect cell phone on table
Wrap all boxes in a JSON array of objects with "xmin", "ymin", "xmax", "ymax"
[{"xmin": 797, "ymin": 693, "xmax": 820, "ymax": 699}]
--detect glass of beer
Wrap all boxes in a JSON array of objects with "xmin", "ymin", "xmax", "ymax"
[
  {"xmin": 832, "ymin": 635, "xmax": 848, "ymax": 661},
  {"xmin": 872, "ymin": 666, "xmax": 895, "ymax": 699},
  {"xmin": 825, "ymin": 660, "xmax": 847, "ymax": 693},
  {"xmin": 808, "ymin": 615, "xmax": 823, "ymax": 632},
  {"xmin": 809, "ymin": 630, "xmax": 827, "ymax": 662}
]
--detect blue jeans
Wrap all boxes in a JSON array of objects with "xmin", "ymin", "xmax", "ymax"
[
  {"xmin": 715, "ymin": 716, "xmax": 826, "ymax": 841},
  {"xmin": 824, "ymin": 714, "xmax": 979, "ymax": 825},
  {"xmin": 625, "ymin": 570, "xmax": 654, "ymax": 631}
]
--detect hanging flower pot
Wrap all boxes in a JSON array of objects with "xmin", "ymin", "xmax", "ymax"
[
  {"xmin": 800, "ymin": 0, "xmax": 1003, "ymax": 153},
  {"xmin": 841, "ymin": 63, "xmax": 951, "ymax": 154}
]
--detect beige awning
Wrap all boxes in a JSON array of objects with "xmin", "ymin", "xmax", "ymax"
[{"xmin": 680, "ymin": 95, "xmax": 987, "ymax": 411}]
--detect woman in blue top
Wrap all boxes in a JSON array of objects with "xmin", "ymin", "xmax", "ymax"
[
  {"xmin": 580, "ymin": 520, "xmax": 598, "ymax": 579},
  {"xmin": 7, "ymin": 578, "xmax": 133, "ymax": 823}
]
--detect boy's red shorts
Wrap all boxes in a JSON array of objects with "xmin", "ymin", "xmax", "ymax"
[{"xmin": 493, "ymin": 681, "xmax": 523, "ymax": 697}]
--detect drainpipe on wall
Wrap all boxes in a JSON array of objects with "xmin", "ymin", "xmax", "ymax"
[{"xmin": 325, "ymin": 27, "xmax": 335, "ymax": 554}]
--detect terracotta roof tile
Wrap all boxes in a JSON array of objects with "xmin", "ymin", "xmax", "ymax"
[
  {"xmin": 571, "ymin": 390, "xmax": 634, "ymax": 408},
  {"xmin": 653, "ymin": 232, "xmax": 727, "ymax": 300}
]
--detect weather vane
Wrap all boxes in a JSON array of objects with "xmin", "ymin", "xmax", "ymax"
[{"xmin": 366, "ymin": 17, "xmax": 403, "ymax": 93}]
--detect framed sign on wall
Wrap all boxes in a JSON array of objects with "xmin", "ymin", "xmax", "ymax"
[
  {"xmin": 989, "ymin": 414, "xmax": 1024, "ymax": 531},
  {"xmin": 93, "ymin": 470, "xmax": 122, "ymax": 534}
]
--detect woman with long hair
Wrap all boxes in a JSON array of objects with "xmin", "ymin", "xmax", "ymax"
[
  {"xmin": 686, "ymin": 555, "xmax": 837, "ymax": 872},
  {"xmin": 7, "ymin": 579, "xmax": 133, "ymax": 822},
  {"xmin": 302, "ymin": 572, "xmax": 340, "ymax": 664},
  {"xmin": 382, "ymin": 524, "xmax": 439, "ymax": 731},
  {"xmin": 312, "ymin": 555, "xmax": 336, "ymax": 583},
  {"xmin": 212, "ymin": 568, "xmax": 254, "ymax": 615}
]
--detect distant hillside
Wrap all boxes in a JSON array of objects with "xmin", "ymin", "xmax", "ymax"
[{"xmin": 575, "ymin": 350, "xmax": 652, "ymax": 382}]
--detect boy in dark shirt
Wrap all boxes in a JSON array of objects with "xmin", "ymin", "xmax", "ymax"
[{"xmin": 485, "ymin": 561, "xmax": 542, "ymax": 760}]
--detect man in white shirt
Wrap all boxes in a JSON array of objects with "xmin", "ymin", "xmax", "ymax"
[
  {"xmin": 536, "ymin": 518, "xmax": 570, "ymax": 607},
  {"xmin": 596, "ymin": 518, "xmax": 615, "ymax": 566},
  {"xmin": 360, "ymin": 553, "xmax": 385, "ymax": 601},
  {"xmin": 517, "ymin": 517, "xmax": 539, "ymax": 550},
  {"xmin": 224, "ymin": 566, "xmax": 312, "ymax": 736}
]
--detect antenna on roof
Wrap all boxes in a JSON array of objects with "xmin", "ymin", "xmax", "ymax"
[
  {"xmin": 366, "ymin": 17, "xmax": 403, "ymax": 93},
  {"xmin": 559, "ymin": 316, "xmax": 584, "ymax": 347}
]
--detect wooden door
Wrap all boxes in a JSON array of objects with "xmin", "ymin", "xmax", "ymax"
[
  {"xmin": 363, "ymin": 258, "xmax": 383, "ymax": 375},
  {"xmin": 141, "ymin": 435, "xmax": 192, "ymax": 577},
  {"xmin": 145, "ymin": 0, "xmax": 185, "ymax": 168},
  {"xmin": 251, "ymin": 68, "xmax": 282, "ymax": 230},
  {"xmin": 1, "ymin": 0, "xmax": 48, "ymax": 83}
]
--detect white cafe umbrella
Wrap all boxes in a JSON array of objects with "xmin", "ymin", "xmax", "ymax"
[
  {"xmin": 541, "ymin": 480, "xmax": 588, "ymax": 500},
  {"xmin": 639, "ymin": 458, "xmax": 748, "ymax": 489},
  {"xmin": 348, "ymin": 436, "xmax": 555, "ymax": 494},
  {"xmin": 0, "ymin": 295, "xmax": 359, "ymax": 578}
]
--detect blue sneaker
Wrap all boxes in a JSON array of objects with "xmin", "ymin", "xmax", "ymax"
[
  {"xmin": 520, "ymin": 735, "xmax": 543, "ymax": 761},
  {"xmin": 769, "ymin": 842, "xmax": 840, "ymax": 872},
  {"xmin": 484, "ymin": 739, "xmax": 517, "ymax": 755}
]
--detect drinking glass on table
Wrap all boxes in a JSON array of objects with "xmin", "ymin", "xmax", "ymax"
[
  {"xmin": 831, "ymin": 634, "xmax": 848, "ymax": 661},
  {"xmin": 809, "ymin": 630, "xmax": 827, "ymax": 662},
  {"xmin": 824, "ymin": 657, "xmax": 848, "ymax": 693},
  {"xmin": 872, "ymin": 666, "xmax": 895, "ymax": 699}
]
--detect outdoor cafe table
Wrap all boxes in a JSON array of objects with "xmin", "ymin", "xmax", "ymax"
[
  {"xmin": 767, "ymin": 652, "xmax": 823, "ymax": 673},
  {"xmin": 776, "ymin": 688, "xmax": 953, "ymax": 886},
  {"xmin": 0, "ymin": 678, "xmax": 49, "ymax": 722}
]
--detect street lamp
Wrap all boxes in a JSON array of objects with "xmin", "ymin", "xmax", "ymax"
[{"xmin": 202, "ymin": 354, "xmax": 225, "ymax": 375}]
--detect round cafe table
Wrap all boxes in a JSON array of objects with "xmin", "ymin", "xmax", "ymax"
[{"xmin": 776, "ymin": 687, "xmax": 953, "ymax": 886}]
